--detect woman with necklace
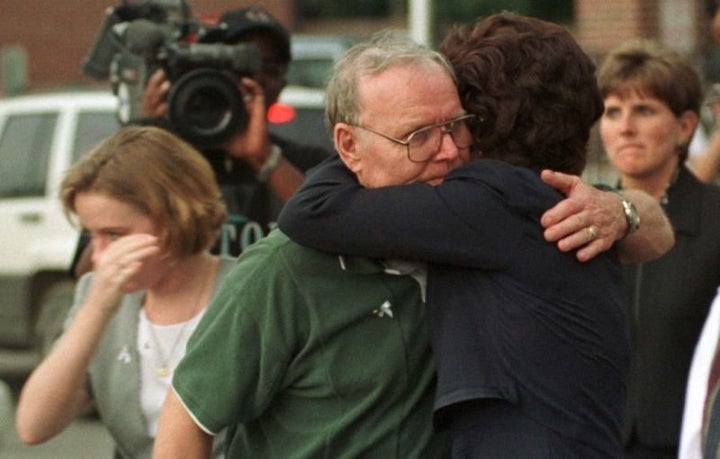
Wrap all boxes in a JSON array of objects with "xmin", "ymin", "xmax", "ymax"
[
  {"xmin": 15, "ymin": 126, "xmax": 234, "ymax": 458},
  {"xmin": 598, "ymin": 40, "xmax": 720, "ymax": 458}
]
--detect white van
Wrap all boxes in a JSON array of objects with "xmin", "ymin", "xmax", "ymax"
[{"xmin": 0, "ymin": 89, "xmax": 119, "ymax": 375}]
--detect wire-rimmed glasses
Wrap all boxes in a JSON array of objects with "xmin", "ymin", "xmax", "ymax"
[{"xmin": 354, "ymin": 114, "xmax": 476, "ymax": 163}]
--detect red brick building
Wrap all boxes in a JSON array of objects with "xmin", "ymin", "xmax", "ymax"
[
  {"xmin": 575, "ymin": 0, "xmax": 712, "ymax": 65},
  {"xmin": 0, "ymin": 0, "xmax": 295, "ymax": 93},
  {"xmin": 0, "ymin": 0, "xmax": 713, "ymax": 92}
]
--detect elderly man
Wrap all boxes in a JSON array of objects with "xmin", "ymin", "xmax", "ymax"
[{"xmin": 154, "ymin": 35, "xmax": 672, "ymax": 458}]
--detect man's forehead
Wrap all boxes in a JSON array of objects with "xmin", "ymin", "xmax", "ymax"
[
  {"xmin": 360, "ymin": 62, "xmax": 448, "ymax": 88},
  {"xmin": 358, "ymin": 65, "xmax": 463, "ymax": 128}
]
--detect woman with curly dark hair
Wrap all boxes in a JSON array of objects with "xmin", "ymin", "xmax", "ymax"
[{"xmin": 441, "ymin": 13, "xmax": 603, "ymax": 175}]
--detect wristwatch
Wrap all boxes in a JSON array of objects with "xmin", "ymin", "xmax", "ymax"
[
  {"xmin": 256, "ymin": 144, "xmax": 283, "ymax": 183},
  {"xmin": 617, "ymin": 193, "xmax": 640, "ymax": 238}
]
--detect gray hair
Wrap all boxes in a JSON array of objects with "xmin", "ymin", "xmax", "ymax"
[{"xmin": 325, "ymin": 32, "xmax": 456, "ymax": 132}]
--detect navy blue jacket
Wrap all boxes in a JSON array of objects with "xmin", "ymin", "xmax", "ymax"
[
  {"xmin": 279, "ymin": 156, "xmax": 629, "ymax": 457},
  {"xmin": 622, "ymin": 165, "xmax": 720, "ymax": 449}
]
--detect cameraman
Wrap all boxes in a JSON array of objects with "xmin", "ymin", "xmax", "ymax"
[
  {"xmin": 72, "ymin": 5, "xmax": 330, "ymax": 276},
  {"xmin": 140, "ymin": 5, "xmax": 330, "ymax": 253}
]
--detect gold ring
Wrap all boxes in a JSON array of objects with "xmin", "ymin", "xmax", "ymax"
[{"xmin": 587, "ymin": 225, "xmax": 599, "ymax": 239}]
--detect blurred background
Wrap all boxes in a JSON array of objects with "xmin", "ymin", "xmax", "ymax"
[
  {"xmin": 2, "ymin": 0, "xmax": 719, "ymax": 175},
  {"xmin": 0, "ymin": 0, "xmax": 717, "ymax": 456},
  {"xmin": 1, "ymin": 0, "xmax": 718, "ymax": 92}
]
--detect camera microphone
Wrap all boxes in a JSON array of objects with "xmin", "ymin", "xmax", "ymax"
[
  {"xmin": 121, "ymin": 19, "xmax": 167, "ymax": 55},
  {"xmin": 81, "ymin": 7, "xmax": 123, "ymax": 79}
]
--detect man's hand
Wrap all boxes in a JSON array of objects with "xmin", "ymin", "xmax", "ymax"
[
  {"xmin": 540, "ymin": 170, "xmax": 626, "ymax": 262},
  {"xmin": 540, "ymin": 169, "xmax": 674, "ymax": 263},
  {"xmin": 224, "ymin": 77, "xmax": 272, "ymax": 169},
  {"xmin": 224, "ymin": 77, "xmax": 304, "ymax": 202},
  {"xmin": 141, "ymin": 69, "xmax": 171, "ymax": 118},
  {"xmin": 140, "ymin": 71, "xmax": 270, "ymax": 162}
]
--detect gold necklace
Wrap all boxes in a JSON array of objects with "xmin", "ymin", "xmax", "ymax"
[
  {"xmin": 147, "ymin": 319, "xmax": 190, "ymax": 378},
  {"xmin": 146, "ymin": 257, "xmax": 214, "ymax": 378}
]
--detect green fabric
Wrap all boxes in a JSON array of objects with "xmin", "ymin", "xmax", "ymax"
[{"xmin": 173, "ymin": 230, "xmax": 448, "ymax": 458}]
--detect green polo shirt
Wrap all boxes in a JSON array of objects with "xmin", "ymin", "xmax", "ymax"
[{"xmin": 172, "ymin": 230, "xmax": 447, "ymax": 458}]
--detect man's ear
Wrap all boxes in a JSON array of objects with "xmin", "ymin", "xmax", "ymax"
[{"xmin": 334, "ymin": 123, "xmax": 362, "ymax": 173}]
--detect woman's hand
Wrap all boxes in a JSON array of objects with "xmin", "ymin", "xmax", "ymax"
[{"xmin": 88, "ymin": 233, "xmax": 159, "ymax": 313}]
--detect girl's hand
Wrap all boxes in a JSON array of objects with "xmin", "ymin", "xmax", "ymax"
[{"xmin": 88, "ymin": 234, "xmax": 159, "ymax": 313}]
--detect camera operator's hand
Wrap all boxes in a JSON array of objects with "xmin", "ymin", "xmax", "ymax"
[
  {"xmin": 224, "ymin": 77, "xmax": 304, "ymax": 201},
  {"xmin": 224, "ymin": 77, "xmax": 272, "ymax": 169},
  {"xmin": 141, "ymin": 69, "xmax": 171, "ymax": 119}
]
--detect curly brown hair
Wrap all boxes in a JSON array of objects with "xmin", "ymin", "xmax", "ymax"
[{"xmin": 439, "ymin": 12, "xmax": 603, "ymax": 175}]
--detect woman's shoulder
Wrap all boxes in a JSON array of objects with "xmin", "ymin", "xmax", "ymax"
[
  {"xmin": 451, "ymin": 159, "xmax": 541, "ymax": 185},
  {"xmin": 447, "ymin": 160, "xmax": 558, "ymax": 206}
]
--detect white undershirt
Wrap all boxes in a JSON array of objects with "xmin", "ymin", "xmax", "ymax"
[
  {"xmin": 679, "ymin": 287, "xmax": 720, "ymax": 459},
  {"xmin": 383, "ymin": 259, "xmax": 428, "ymax": 302},
  {"xmin": 137, "ymin": 307, "xmax": 206, "ymax": 436}
]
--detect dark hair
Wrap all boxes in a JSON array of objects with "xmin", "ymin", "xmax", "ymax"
[
  {"xmin": 216, "ymin": 6, "xmax": 291, "ymax": 64},
  {"xmin": 439, "ymin": 12, "xmax": 603, "ymax": 174}
]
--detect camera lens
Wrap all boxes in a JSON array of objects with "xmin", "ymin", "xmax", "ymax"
[
  {"xmin": 167, "ymin": 69, "xmax": 247, "ymax": 148},
  {"xmin": 183, "ymin": 87, "xmax": 232, "ymax": 130}
]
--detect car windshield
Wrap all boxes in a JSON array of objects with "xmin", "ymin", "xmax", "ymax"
[
  {"xmin": 268, "ymin": 86, "xmax": 332, "ymax": 152},
  {"xmin": 287, "ymin": 35, "xmax": 360, "ymax": 89}
]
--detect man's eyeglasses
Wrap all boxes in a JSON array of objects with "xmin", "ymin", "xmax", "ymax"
[{"xmin": 354, "ymin": 114, "xmax": 476, "ymax": 163}]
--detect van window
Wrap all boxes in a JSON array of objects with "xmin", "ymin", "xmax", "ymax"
[
  {"xmin": 287, "ymin": 58, "xmax": 335, "ymax": 88},
  {"xmin": 269, "ymin": 106, "xmax": 332, "ymax": 151},
  {"xmin": 0, "ymin": 113, "xmax": 57, "ymax": 197},
  {"xmin": 73, "ymin": 111, "xmax": 119, "ymax": 161}
]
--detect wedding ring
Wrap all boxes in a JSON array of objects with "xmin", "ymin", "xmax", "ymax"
[{"xmin": 586, "ymin": 225, "xmax": 599, "ymax": 239}]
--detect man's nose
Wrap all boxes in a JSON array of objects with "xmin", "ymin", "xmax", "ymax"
[{"xmin": 434, "ymin": 131, "xmax": 461, "ymax": 161}]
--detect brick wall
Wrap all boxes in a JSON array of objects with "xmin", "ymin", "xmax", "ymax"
[
  {"xmin": 574, "ymin": 0, "xmax": 658, "ymax": 55},
  {"xmin": 0, "ymin": 0, "xmax": 294, "ymax": 92},
  {"xmin": 574, "ymin": 0, "xmax": 705, "ymax": 57},
  {"xmin": 1, "ymin": 0, "xmax": 712, "ymax": 92}
]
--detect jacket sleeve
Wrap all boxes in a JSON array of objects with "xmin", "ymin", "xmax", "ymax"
[{"xmin": 278, "ymin": 156, "xmax": 524, "ymax": 268}]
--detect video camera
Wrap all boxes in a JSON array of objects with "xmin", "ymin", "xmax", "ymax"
[{"xmin": 82, "ymin": 0, "xmax": 261, "ymax": 148}]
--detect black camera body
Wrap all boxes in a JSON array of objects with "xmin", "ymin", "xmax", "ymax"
[{"xmin": 83, "ymin": 1, "xmax": 261, "ymax": 148}]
